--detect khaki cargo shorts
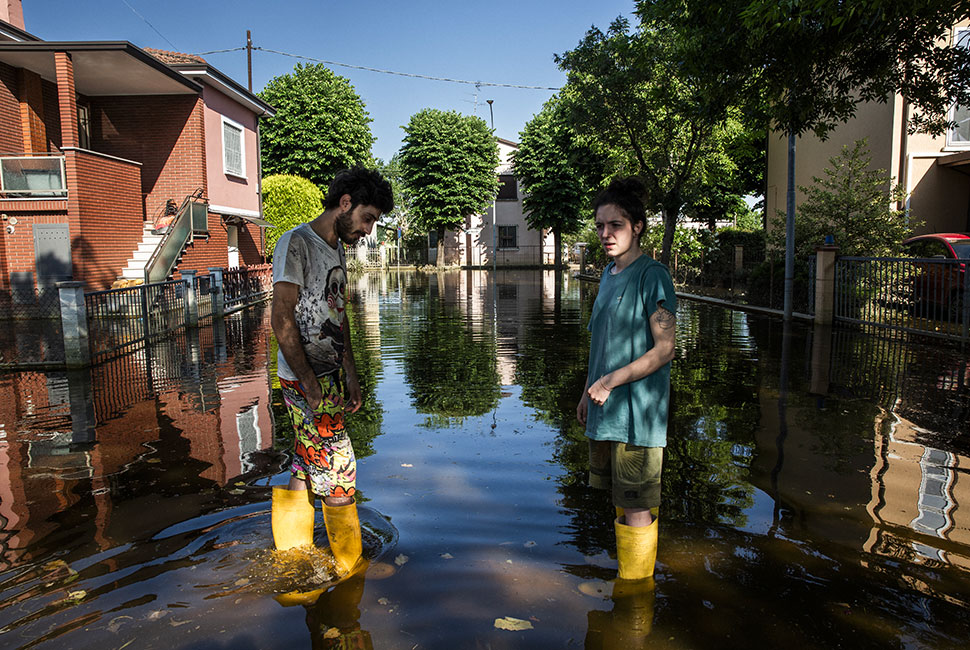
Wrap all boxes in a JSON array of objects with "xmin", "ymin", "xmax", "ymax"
[{"xmin": 588, "ymin": 439, "xmax": 663, "ymax": 510}]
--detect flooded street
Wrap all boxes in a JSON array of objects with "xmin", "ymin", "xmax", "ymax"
[{"xmin": 1, "ymin": 269, "xmax": 969, "ymax": 649}]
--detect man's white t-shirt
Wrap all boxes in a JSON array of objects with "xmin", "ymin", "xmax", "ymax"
[{"xmin": 272, "ymin": 223, "xmax": 347, "ymax": 381}]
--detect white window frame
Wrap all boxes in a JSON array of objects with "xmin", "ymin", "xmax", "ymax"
[
  {"xmin": 221, "ymin": 115, "xmax": 246, "ymax": 179},
  {"xmin": 947, "ymin": 28, "xmax": 970, "ymax": 148}
]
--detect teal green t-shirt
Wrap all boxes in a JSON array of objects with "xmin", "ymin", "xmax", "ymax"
[{"xmin": 585, "ymin": 254, "xmax": 676, "ymax": 447}]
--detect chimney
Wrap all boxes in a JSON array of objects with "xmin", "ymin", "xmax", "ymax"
[{"xmin": 0, "ymin": 0, "xmax": 25, "ymax": 30}]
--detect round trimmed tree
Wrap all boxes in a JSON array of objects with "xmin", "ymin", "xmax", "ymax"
[
  {"xmin": 261, "ymin": 174, "xmax": 323, "ymax": 257},
  {"xmin": 259, "ymin": 63, "xmax": 374, "ymax": 188},
  {"xmin": 398, "ymin": 109, "xmax": 498, "ymax": 267}
]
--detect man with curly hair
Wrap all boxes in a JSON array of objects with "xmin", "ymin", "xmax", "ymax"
[{"xmin": 271, "ymin": 167, "xmax": 393, "ymax": 579}]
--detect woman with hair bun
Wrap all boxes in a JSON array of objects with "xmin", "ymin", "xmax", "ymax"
[{"xmin": 577, "ymin": 177, "xmax": 677, "ymax": 582}]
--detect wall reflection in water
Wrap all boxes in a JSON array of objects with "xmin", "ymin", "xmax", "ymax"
[
  {"xmin": 0, "ymin": 305, "xmax": 275, "ymax": 570},
  {"xmin": 726, "ymin": 314, "xmax": 970, "ymax": 572}
]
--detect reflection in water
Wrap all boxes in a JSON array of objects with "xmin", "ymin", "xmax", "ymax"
[
  {"xmin": 584, "ymin": 577, "xmax": 656, "ymax": 648},
  {"xmin": 1, "ymin": 271, "xmax": 969, "ymax": 648},
  {"xmin": 0, "ymin": 306, "xmax": 277, "ymax": 576},
  {"xmin": 304, "ymin": 571, "xmax": 372, "ymax": 649}
]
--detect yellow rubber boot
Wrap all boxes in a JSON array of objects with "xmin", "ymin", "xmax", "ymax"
[
  {"xmin": 271, "ymin": 486, "xmax": 315, "ymax": 551},
  {"xmin": 323, "ymin": 501, "xmax": 364, "ymax": 577},
  {"xmin": 614, "ymin": 516, "xmax": 658, "ymax": 580}
]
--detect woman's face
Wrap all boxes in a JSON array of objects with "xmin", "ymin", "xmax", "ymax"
[{"xmin": 595, "ymin": 203, "xmax": 641, "ymax": 259}]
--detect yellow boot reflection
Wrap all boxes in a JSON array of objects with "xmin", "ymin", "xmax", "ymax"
[
  {"xmin": 585, "ymin": 576, "xmax": 656, "ymax": 649},
  {"xmin": 305, "ymin": 569, "xmax": 373, "ymax": 650}
]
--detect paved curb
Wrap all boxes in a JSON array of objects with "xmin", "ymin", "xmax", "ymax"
[{"xmin": 574, "ymin": 273, "xmax": 813, "ymax": 322}]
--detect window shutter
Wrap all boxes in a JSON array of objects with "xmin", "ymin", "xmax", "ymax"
[{"xmin": 223, "ymin": 121, "xmax": 243, "ymax": 176}]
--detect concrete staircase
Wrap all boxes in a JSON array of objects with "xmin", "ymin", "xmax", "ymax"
[{"xmin": 120, "ymin": 222, "xmax": 163, "ymax": 281}]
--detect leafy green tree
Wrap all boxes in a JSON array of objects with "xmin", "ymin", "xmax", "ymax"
[
  {"xmin": 638, "ymin": 0, "xmax": 970, "ymax": 317},
  {"xmin": 377, "ymin": 154, "xmax": 412, "ymax": 229},
  {"xmin": 259, "ymin": 63, "xmax": 374, "ymax": 188},
  {"xmin": 261, "ymin": 174, "xmax": 323, "ymax": 257},
  {"xmin": 398, "ymin": 109, "xmax": 499, "ymax": 267},
  {"xmin": 513, "ymin": 97, "xmax": 605, "ymax": 270},
  {"xmin": 556, "ymin": 18, "xmax": 750, "ymax": 266},
  {"xmin": 769, "ymin": 139, "xmax": 914, "ymax": 260},
  {"xmin": 682, "ymin": 110, "xmax": 766, "ymax": 231}
]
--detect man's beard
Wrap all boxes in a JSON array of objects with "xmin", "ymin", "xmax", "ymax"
[{"xmin": 335, "ymin": 209, "xmax": 363, "ymax": 246}]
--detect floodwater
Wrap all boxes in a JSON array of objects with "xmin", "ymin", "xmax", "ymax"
[{"xmin": 1, "ymin": 269, "xmax": 969, "ymax": 649}]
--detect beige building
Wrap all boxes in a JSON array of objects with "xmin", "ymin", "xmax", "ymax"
[
  {"xmin": 438, "ymin": 138, "xmax": 556, "ymax": 267},
  {"xmin": 766, "ymin": 21, "xmax": 970, "ymax": 235}
]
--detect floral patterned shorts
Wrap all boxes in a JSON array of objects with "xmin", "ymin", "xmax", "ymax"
[{"xmin": 280, "ymin": 374, "xmax": 356, "ymax": 499}]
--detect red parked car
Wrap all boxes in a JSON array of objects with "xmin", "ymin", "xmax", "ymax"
[{"xmin": 903, "ymin": 233, "xmax": 970, "ymax": 320}]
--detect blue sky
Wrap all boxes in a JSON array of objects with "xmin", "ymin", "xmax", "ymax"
[{"xmin": 25, "ymin": 0, "xmax": 635, "ymax": 163}]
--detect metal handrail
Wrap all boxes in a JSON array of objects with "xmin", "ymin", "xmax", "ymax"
[{"xmin": 143, "ymin": 190, "xmax": 206, "ymax": 284}]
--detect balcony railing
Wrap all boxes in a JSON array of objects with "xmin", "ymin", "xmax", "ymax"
[{"xmin": 0, "ymin": 155, "xmax": 67, "ymax": 197}]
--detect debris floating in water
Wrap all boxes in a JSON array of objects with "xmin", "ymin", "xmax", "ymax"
[{"xmin": 494, "ymin": 616, "xmax": 533, "ymax": 631}]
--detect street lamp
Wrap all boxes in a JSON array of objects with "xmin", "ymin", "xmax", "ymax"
[{"xmin": 487, "ymin": 100, "xmax": 496, "ymax": 275}]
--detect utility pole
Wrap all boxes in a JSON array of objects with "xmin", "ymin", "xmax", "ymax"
[
  {"xmin": 487, "ymin": 100, "xmax": 496, "ymax": 275},
  {"xmin": 246, "ymin": 30, "xmax": 253, "ymax": 92}
]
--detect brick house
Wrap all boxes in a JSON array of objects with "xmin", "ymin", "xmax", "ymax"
[{"xmin": 0, "ymin": 9, "xmax": 274, "ymax": 294}]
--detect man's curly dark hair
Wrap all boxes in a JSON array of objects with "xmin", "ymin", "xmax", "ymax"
[{"xmin": 325, "ymin": 167, "xmax": 394, "ymax": 215}]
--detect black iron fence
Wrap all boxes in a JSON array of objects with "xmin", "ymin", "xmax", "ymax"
[
  {"xmin": 85, "ymin": 279, "xmax": 186, "ymax": 362},
  {"xmin": 224, "ymin": 264, "xmax": 272, "ymax": 312},
  {"xmin": 835, "ymin": 257, "xmax": 969, "ymax": 340},
  {"xmin": 195, "ymin": 273, "xmax": 213, "ymax": 321},
  {"xmin": 0, "ymin": 266, "xmax": 273, "ymax": 369},
  {"xmin": 0, "ymin": 288, "xmax": 64, "ymax": 366}
]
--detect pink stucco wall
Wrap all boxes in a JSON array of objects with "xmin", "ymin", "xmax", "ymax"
[{"xmin": 202, "ymin": 85, "xmax": 261, "ymax": 214}]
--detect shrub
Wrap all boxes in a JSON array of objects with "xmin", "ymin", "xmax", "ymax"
[
  {"xmin": 262, "ymin": 174, "xmax": 324, "ymax": 258},
  {"xmin": 768, "ymin": 138, "xmax": 915, "ymax": 258},
  {"xmin": 747, "ymin": 255, "xmax": 813, "ymax": 312},
  {"xmin": 641, "ymin": 223, "xmax": 704, "ymax": 283},
  {"xmin": 346, "ymin": 256, "xmax": 365, "ymax": 275}
]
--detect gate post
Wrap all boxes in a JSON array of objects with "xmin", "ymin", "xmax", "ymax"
[
  {"xmin": 962, "ymin": 265, "xmax": 970, "ymax": 341},
  {"xmin": 57, "ymin": 281, "xmax": 90, "ymax": 368},
  {"xmin": 208, "ymin": 267, "xmax": 225, "ymax": 318},
  {"xmin": 182, "ymin": 270, "xmax": 198, "ymax": 327},
  {"xmin": 815, "ymin": 244, "xmax": 839, "ymax": 325}
]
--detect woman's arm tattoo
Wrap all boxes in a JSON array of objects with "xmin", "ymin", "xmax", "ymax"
[{"xmin": 652, "ymin": 306, "xmax": 676, "ymax": 330}]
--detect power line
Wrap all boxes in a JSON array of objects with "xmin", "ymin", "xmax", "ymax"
[
  {"xmin": 196, "ymin": 45, "xmax": 561, "ymax": 91},
  {"xmin": 120, "ymin": 0, "xmax": 178, "ymax": 50},
  {"xmin": 196, "ymin": 47, "xmax": 245, "ymax": 55}
]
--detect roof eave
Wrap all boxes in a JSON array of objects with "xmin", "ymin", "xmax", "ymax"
[
  {"xmin": 168, "ymin": 62, "xmax": 275, "ymax": 117},
  {"xmin": 0, "ymin": 41, "xmax": 203, "ymax": 93},
  {"xmin": 0, "ymin": 18, "xmax": 41, "ymax": 42}
]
